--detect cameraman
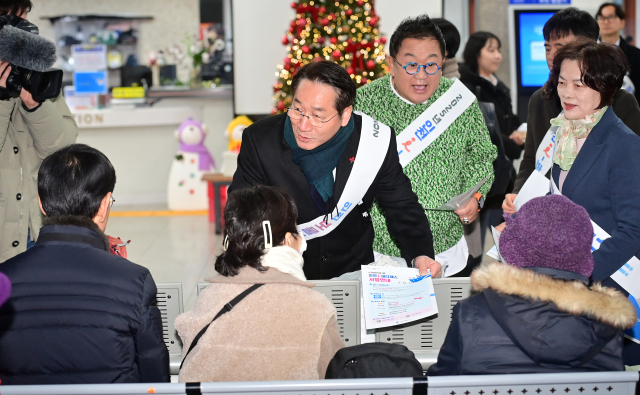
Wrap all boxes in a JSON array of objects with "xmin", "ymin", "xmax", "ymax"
[{"xmin": 0, "ymin": 0, "xmax": 78, "ymax": 262}]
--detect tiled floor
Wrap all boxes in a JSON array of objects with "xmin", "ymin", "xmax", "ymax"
[{"xmin": 108, "ymin": 206, "xmax": 223, "ymax": 311}]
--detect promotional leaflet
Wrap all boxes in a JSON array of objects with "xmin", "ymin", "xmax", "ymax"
[
  {"xmin": 361, "ymin": 265, "xmax": 438, "ymax": 330},
  {"xmin": 434, "ymin": 175, "xmax": 489, "ymax": 210}
]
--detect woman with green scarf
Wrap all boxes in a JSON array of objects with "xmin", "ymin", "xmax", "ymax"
[{"xmin": 548, "ymin": 41, "xmax": 640, "ymax": 299}]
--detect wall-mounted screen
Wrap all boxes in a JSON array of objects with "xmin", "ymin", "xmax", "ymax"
[{"xmin": 516, "ymin": 10, "xmax": 555, "ymax": 88}]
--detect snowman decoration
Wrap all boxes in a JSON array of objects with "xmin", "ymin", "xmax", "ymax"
[{"xmin": 167, "ymin": 118, "xmax": 215, "ymax": 210}]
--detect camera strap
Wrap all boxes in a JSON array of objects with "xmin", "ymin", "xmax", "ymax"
[{"xmin": 179, "ymin": 283, "xmax": 264, "ymax": 370}]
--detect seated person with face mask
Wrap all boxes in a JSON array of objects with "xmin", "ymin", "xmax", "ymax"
[{"xmin": 176, "ymin": 185, "xmax": 344, "ymax": 382}]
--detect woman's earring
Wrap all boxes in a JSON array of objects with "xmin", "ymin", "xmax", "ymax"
[{"xmin": 223, "ymin": 235, "xmax": 229, "ymax": 251}]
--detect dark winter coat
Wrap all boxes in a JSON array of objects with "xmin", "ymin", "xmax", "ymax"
[
  {"xmin": 0, "ymin": 215, "xmax": 170, "ymax": 384},
  {"xmin": 427, "ymin": 262, "xmax": 636, "ymax": 376},
  {"xmin": 459, "ymin": 64, "xmax": 522, "ymax": 161},
  {"xmin": 228, "ymin": 113, "xmax": 434, "ymax": 280},
  {"xmin": 619, "ymin": 37, "xmax": 640, "ymax": 102}
]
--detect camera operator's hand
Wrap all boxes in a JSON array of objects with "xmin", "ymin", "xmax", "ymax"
[{"xmin": 19, "ymin": 87, "xmax": 39, "ymax": 109}]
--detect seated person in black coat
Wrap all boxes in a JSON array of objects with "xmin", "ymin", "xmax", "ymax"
[
  {"xmin": 0, "ymin": 144, "xmax": 170, "ymax": 384},
  {"xmin": 229, "ymin": 61, "xmax": 441, "ymax": 280},
  {"xmin": 428, "ymin": 195, "xmax": 636, "ymax": 375}
]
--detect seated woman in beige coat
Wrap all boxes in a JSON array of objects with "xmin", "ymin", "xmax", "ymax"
[{"xmin": 176, "ymin": 185, "xmax": 344, "ymax": 382}]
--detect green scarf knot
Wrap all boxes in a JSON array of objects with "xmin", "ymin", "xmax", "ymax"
[{"xmin": 551, "ymin": 106, "xmax": 607, "ymax": 171}]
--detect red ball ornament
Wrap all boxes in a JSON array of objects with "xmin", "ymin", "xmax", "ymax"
[
  {"xmin": 273, "ymin": 83, "xmax": 280, "ymax": 93},
  {"xmin": 357, "ymin": 0, "xmax": 364, "ymax": 5},
  {"xmin": 347, "ymin": 38, "xmax": 353, "ymax": 44},
  {"xmin": 332, "ymin": 49, "xmax": 341, "ymax": 59},
  {"xmin": 282, "ymin": 35, "xmax": 289, "ymax": 45},
  {"xmin": 366, "ymin": 60, "xmax": 375, "ymax": 70},
  {"xmin": 298, "ymin": 18, "xmax": 307, "ymax": 27},
  {"xmin": 313, "ymin": 56, "xmax": 323, "ymax": 62},
  {"xmin": 330, "ymin": 37, "xmax": 338, "ymax": 45},
  {"xmin": 346, "ymin": 9, "xmax": 353, "ymax": 16},
  {"xmin": 319, "ymin": 6, "xmax": 326, "ymax": 13},
  {"xmin": 380, "ymin": 36, "xmax": 387, "ymax": 44},
  {"xmin": 321, "ymin": 18, "xmax": 329, "ymax": 26},
  {"xmin": 277, "ymin": 100, "xmax": 285, "ymax": 111},
  {"xmin": 290, "ymin": 2, "xmax": 296, "ymax": 8},
  {"xmin": 317, "ymin": 36, "xmax": 325, "ymax": 44},
  {"xmin": 347, "ymin": 67, "xmax": 354, "ymax": 75},
  {"xmin": 361, "ymin": 78, "xmax": 368, "ymax": 84},
  {"xmin": 284, "ymin": 57, "xmax": 292, "ymax": 65},
  {"xmin": 302, "ymin": 45, "xmax": 311, "ymax": 54}
]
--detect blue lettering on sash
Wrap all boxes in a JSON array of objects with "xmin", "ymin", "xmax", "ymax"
[{"xmin": 415, "ymin": 120, "xmax": 436, "ymax": 141}]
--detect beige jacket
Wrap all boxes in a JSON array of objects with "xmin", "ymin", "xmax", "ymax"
[
  {"xmin": 176, "ymin": 267, "xmax": 344, "ymax": 382},
  {"xmin": 0, "ymin": 94, "xmax": 78, "ymax": 262}
]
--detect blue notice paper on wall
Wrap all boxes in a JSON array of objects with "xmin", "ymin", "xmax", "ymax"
[
  {"xmin": 74, "ymin": 71, "xmax": 108, "ymax": 94},
  {"xmin": 624, "ymin": 295, "xmax": 640, "ymax": 344}
]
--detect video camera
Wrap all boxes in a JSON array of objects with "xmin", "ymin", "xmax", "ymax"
[{"xmin": 0, "ymin": 15, "xmax": 63, "ymax": 101}]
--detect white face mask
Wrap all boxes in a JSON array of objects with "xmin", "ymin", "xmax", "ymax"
[{"xmin": 298, "ymin": 235, "xmax": 307, "ymax": 255}]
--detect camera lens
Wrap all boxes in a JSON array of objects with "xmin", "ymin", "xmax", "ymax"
[{"xmin": 37, "ymin": 73, "xmax": 50, "ymax": 95}]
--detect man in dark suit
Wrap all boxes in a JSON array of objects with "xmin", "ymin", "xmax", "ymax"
[
  {"xmin": 0, "ymin": 144, "xmax": 169, "ymax": 384},
  {"xmin": 229, "ymin": 61, "xmax": 441, "ymax": 280},
  {"xmin": 596, "ymin": 2, "xmax": 640, "ymax": 101},
  {"xmin": 503, "ymin": 7, "xmax": 640, "ymax": 212}
]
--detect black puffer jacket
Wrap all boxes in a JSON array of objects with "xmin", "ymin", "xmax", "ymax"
[
  {"xmin": 428, "ymin": 262, "xmax": 636, "ymax": 375},
  {"xmin": 0, "ymin": 216, "xmax": 170, "ymax": 384},
  {"xmin": 459, "ymin": 64, "xmax": 522, "ymax": 161}
]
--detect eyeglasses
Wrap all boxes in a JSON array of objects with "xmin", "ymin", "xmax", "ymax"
[
  {"xmin": 596, "ymin": 14, "xmax": 620, "ymax": 23},
  {"xmin": 393, "ymin": 57, "xmax": 441, "ymax": 76},
  {"xmin": 110, "ymin": 196, "xmax": 116, "ymax": 208},
  {"xmin": 287, "ymin": 107, "xmax": 339, "ymax": 128}
]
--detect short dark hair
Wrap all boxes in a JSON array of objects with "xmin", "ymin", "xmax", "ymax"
[
  {"xmin": 38, "ymin": 144, "xmax": 116, "ymax": 219},
  {"xmin": 291, "ymin": 60, "xmax": 356, "ymax": 115},
  {"xmin": 547, "ymin": 39, "xmax": 628, "ymax": 108},
  {"xmin": 0, "ymin": 0, "xmax": 32, "ymax": 16},
  {"xmin": 432, "ymin": 18, "xmax": 460, "ymax": 59},
  {"xmin": 596, "ymin": 3, "xmax": 625, "ymax": 20},
  {"xmin": 543, "ymin": 8, "xmax": 599, "ymax": 42},
  {"xmin": 389, "ymin": 14, "xmax": 446, "ymax": 59},
  {"xmin": 215, "ymin": 186, "xmax": 299, "ymax": 277},
  {"xmin": 463, "ymin": 31, "xmax": 501, "ymax": 74}
]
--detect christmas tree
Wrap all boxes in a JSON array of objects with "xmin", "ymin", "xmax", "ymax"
[{"xmin": 272, "ymin": 0, "xmax": 388, "ymax": 114}]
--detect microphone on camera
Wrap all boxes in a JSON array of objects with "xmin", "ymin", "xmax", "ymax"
[
  {"xmin": 0, "ymin": 15, "xmax": 62, "ymax": 101},
  {"xmin": 0, "ymin": 24, "xmax": 57, "ymax": 72}
]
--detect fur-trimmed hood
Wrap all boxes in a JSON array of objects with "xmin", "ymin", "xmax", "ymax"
[
  {"xmin": 472, "ymin": 262, "xmax": 636, "ymax": 329},
  {"xmin": 470, "ymin": 262, "xmax": 636, "ymax": 367},
  {"xmin": 41, "ymin": 215, "xmax": 110, "ymax": 251}
]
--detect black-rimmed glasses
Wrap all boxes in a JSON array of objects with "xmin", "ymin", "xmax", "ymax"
[{"xmin": 393, "ymin": 57, "xmax": 441, "ymax": 76}]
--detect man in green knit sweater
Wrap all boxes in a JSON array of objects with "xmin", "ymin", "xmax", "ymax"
[{"xmin": 355, "ymin": 15, "xmax": 496, "ymax": 276}]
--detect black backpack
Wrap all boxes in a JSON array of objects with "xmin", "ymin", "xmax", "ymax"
[{"xmin": 325, "ymin": 343, "xmax": 423, "ymax": 379}]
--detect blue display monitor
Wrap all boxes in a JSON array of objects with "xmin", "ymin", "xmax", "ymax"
[{"xmin": 516, "ymin": 10, "xmax": 556, "ymax": 88}]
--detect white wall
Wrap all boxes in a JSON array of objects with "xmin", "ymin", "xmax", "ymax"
[{"xmin": 232, "ymin": 0, "xmax": 443, "ymax": 115}]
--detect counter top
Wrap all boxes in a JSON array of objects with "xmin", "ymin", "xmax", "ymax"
[{"xmin": 148, "ymin": 86, "xmax": 233, "ymax": 100}]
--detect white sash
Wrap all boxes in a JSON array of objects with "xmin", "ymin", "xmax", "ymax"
[
  {"xmin": 532, "ymin": 115, "xmax": 562, "ymax": 175},
  {"xmin": 296, "ymin": 111, "xmax": 391, "ymax": 241},
  {"xmin": 550, "ymin": 178, "xmax": 640, "ymax": 299},
  {"xmin": 396, "ymin": 79, "xmax": 476, "ymax": 167}
]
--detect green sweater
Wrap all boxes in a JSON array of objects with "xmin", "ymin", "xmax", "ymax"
[{"xmin": 354, "ymin": 75, "xmax": 496, "ymax": 255}]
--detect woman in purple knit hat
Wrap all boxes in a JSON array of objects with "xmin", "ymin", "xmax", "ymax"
[{"xmin": 427, "ymin": 195, "xmax": 636, "ymax": 375}]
